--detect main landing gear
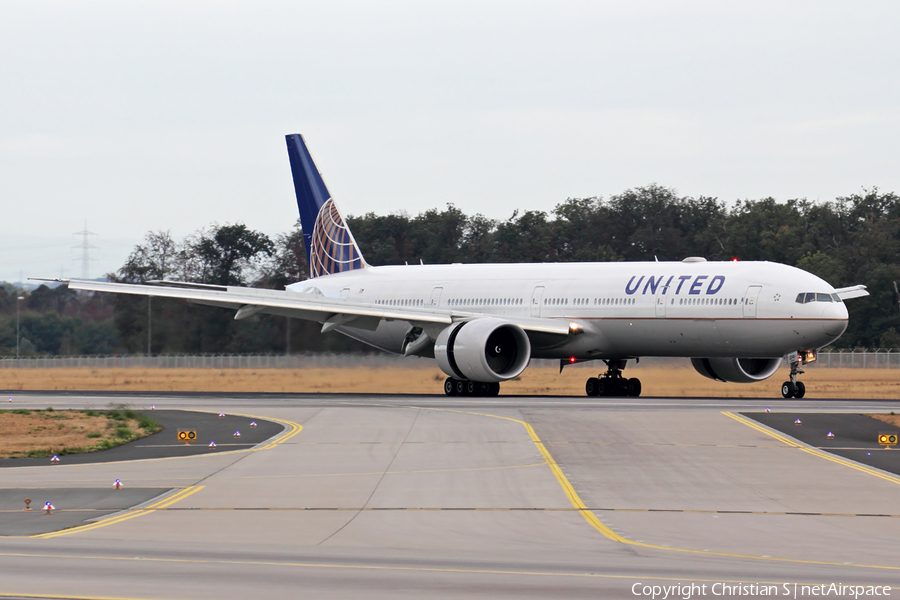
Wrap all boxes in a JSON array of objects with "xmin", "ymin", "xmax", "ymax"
[
  {"xmin": 444, "ymin": 378, "xmax": 501, "ymax": 397},
  {"xmin": 781, "ymin": 356, "xmax": 806, "ymax": 398},
  {"xmin": 585, "ymin": 359, "xmax": 642, "ymax": 397}
]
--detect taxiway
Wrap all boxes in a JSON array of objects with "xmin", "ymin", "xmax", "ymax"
[{"xmin": 0, "ymin": 393, "xmax": 898, "ymax": 599}]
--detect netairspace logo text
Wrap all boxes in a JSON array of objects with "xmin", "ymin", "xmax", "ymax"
[{"xmin": 631, "ymin": 582, "xmax": 892, "ymax": 599}]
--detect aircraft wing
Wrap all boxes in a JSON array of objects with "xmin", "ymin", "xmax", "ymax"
[
  {"xmin": 40, "ymin": 279, "xmax": 570, "ymax": 336},
  {"xmin": 834, "ymin": 285, "xmax": 869, "ymax": 300}
]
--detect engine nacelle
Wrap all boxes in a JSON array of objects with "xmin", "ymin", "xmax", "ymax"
[
  {"xmin": 434, "ymin": 319, "xmax": 531, "ymax": 383},
  {"xmin": 690, "ymin": 357, "xmax": 782, "ymax": 384}
]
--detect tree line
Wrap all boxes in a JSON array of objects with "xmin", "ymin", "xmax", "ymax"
[{"xmin": 2, "ymin": 184, "xmax": 899, "ymax": 356}]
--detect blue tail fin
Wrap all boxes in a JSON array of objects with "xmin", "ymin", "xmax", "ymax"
[{"xmin": 285, "ymin": 134, "xmax": 366, "ymax": 278}]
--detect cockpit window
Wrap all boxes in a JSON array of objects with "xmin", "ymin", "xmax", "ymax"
[{"xmin": 796, "ymin": 292, "xmax": 839, "ymax": 304}]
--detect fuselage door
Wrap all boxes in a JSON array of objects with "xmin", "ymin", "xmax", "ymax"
[
  {"xmin": 743, "ymin": 285, "xmax": 762, "ymax": 318},
  {"xmin": 430, "ymin": 287, "xmax": 443, "ymax": 307},
  {"xmin": 655, "ymin": 280, "xmax": 670, "ymax": 318},
  {"xmin": 531, "ymin": 286, "xmax": 545, "ymax": 318}
]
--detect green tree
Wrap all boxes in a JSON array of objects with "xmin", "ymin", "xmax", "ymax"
[
  {"xmin": 186, "ymin": 223, "xmax": 275, "ymax": 286},
  {"xmin": 257, "ymin": 220, "xmax": 309, "ymax": 289},
  {"xmin": 117, "ymin": 231, "xmax": 180, "ymax": 283},
  {"xmin": 95, "ymin": 186, "xmax": 900, "ymax": 353}
]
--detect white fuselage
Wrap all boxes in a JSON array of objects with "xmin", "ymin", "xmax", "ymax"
[{"xmin": 287, "ymin": 260, "xmax": 848, "ymax": 360}]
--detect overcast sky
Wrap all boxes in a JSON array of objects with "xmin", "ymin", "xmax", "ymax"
[{"xmin": 2, "ymin": 1, "xmax": 899, "ymax": 283}]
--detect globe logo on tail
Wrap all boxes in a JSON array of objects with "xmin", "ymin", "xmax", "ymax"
[{"xmin": 309, "ymin": 199, "xmax": 364, "ymax": 278}]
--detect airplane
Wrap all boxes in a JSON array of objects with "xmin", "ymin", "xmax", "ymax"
[{"xmin": 43, "ymin": 134, "xmax": 869, "ymax": 398}]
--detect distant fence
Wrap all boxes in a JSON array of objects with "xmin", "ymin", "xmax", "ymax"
[
  {"xmin": 1, "ymin": 350, "xmax": 899, "ymax": 370},
  {"xmin": 811, "ymin": 349, "xmax": 900, "ymax": 369},
  {"xmin": 0, "ymin": 353, "xmax": 427, "ymax": 370}
]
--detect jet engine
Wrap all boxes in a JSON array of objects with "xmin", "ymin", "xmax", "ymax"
[
  {"xmin": 690, "ymin": 357, "xmax": 782, "ymax": 383},
  {"xmin": 434, "ymin": 318, "xmax": 531, "ymax": 383}
]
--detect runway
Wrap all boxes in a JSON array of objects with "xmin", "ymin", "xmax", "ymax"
[{"xmin": 1, "ymin": 392, "xmax": 899, "ymax": 599}]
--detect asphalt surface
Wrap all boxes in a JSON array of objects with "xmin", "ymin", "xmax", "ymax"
[
  {"xmin": 0, "ymin": 488, "xmax": 168, "ymax": 536},
  {"xmin": 0, "ymin": 409, "xmax": 284, "ymax": 467},
  {"xmin": 744, "ymin": 412, "xmax": 900, "ymax": 476},
  {"xmin": 0, "ymin": 392, "xmax": 898, "ymax": 599},
  {"xmin": 0, "ymin": 409, "xmax": 284, "ymax": 538}
]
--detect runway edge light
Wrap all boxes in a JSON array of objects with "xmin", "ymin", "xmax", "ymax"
[
  {"xmin": 827, "ymin": 431, "xmax": 835, "ymax": 439},
  {"xmin": 50, "ymin": 455, "xmax": 60, "ymax": 463},
  {"xmin": 209, "ymin": 441, "xmax": 216, "ymax": 448},
  {"xmin": 219, "ymin": 412, "xmax": 225, "ymax": 419},
  {"xmin": 250, "ymin": 421, "xmax": 257, "ymax": 428},
  {"xmin": 234, "ymin": 431, "xmax": 241, "ymax": 438},
  {"xmin": 114, "ymin": 479, "xmax": 122, "ymax": 490},
  {"xmin": 794, "ymin": 418, "xmax": 802, "ymax": 425},
  {"xmin": 765, "ymin": 407, "xmax": 770, "ymax": 413}
]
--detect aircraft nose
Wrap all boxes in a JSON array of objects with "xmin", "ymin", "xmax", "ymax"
[{"xmin": 823, "ymin": 303, "xmax": 848, "ymax": 337}]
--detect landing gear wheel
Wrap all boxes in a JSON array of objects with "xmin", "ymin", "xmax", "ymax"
[
  {"xmin": 781, "ymin": 381, "xmax": 795, "ymax": 398},
  {"xmin": 627, "ymin": 378, "xmax": 642, "ymax": 397},
  {"xmin": 444, "ymin": 378, "xmax": 457, "ymax": 396},
  {"xmin": 466, "ymin": 381, "xmax": 478, "ymax": 396},
  {"xmin": 488, "ymin": 382, "xmax": 501, "ymax": 396},
  {"xmin": 455, "ymin": 379, "xmax": 468, "ymax": 396},
  {"xmin": 783, "ymin": 353, "xmax": 807, "ymax": 399},
  {"xmin": 587, "ymin": 359, "xmax": 639, "ymax": 397}
]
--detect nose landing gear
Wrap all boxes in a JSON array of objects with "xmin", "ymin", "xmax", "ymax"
[
  {"xmin": 781, "ymin": 355, "xmax": 806, "ymax": 398},
  {"xmin": 585, "ymin": 359, "xmax": 641, "ymax": 397}
]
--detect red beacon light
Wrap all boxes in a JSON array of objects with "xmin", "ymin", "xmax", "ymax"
[
  {"xmin": 569, "ymin": 357, "xmax": 577, "ymax": 364},
  {"xmin": 731, "ymin": 257, "xmax": 739, "ymax": 262}
]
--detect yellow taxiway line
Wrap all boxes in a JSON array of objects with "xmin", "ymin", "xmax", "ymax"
[
  {"xmin": 722, "ymin": 411, "xmax": 900, "ymax": 486},
  {"xmin": 20, "ymin": 412, "xmax": 300, "ymax": 538},
  {"xmin": 422, "ymin": 405, "xmax": 900, "ymax": 572},
  {"xmin": 32, "ymin": 485, "xmax": 205, "ymax": 539}
]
